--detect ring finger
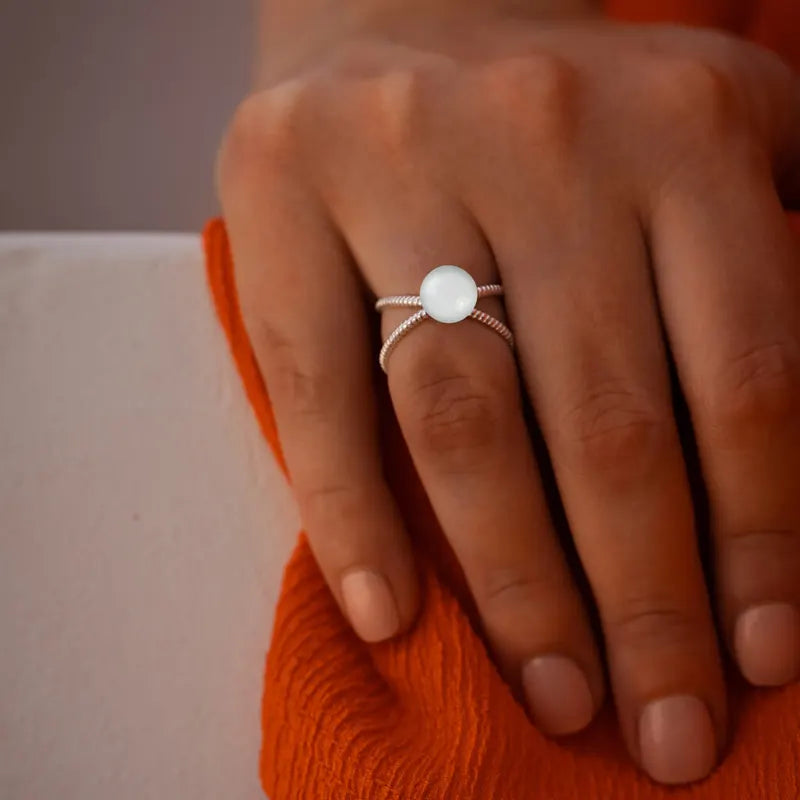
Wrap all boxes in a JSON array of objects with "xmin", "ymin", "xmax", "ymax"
[{"xmin": 344, "ymin": 189, "xmax": 606, "ymax": 736}]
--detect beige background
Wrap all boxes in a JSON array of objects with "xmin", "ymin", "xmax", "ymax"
[{"xmin": 0, "ymin": 0, "xmax": 253, "ymax": 231}]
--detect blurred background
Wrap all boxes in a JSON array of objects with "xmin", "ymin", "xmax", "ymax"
[{"xmin": 0, "ymin": 0, "xmax": 252, "ymax": 231}]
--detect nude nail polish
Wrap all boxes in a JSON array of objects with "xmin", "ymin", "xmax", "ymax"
[
  {"xmin": 341, "ymin": 569, "xmax": 400, "ymax": 643},
  {"xmin": 735, "ymin": 603, "xmax": 800, "ymax": 686},
  {"xmin": 522, "ymin": 654, "xmax": 595, "ymax": 736},
  {"xmin": 639, "ymin": 694, "xmax": 716, "ymax": 785}
]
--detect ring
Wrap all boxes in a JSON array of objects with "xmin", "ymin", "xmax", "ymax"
[{"xmin": 374, "ymin": 265, "xmax": 515, "ymax": 373}]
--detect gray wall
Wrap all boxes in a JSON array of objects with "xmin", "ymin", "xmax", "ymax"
[{"xmin": 0, "ymin": 0, "xmax": 253, "ymax": 231}]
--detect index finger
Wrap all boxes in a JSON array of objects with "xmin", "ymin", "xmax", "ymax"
[{"xmin": 218, "ymin": 98, "xmax": 419, "ymax": 642}]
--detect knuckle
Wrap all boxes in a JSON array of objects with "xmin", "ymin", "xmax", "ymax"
[
  {"xmin": 708, "ymin": 342, "xmax": 800, "ymax": 436},
  {"xmin": 480, "ymin": 569, "xmax": 544, "ymax": 608},
  {"xmin": 372, "ymin": 65, "xmax": 435, "ymax": 150},
  {"xmin": 479, "ymin": 53, "xmax": 579, "ymax": 150},
  {"xmin": 724, "ymin": 528, "xmax": 800, "ymax": 589},
  {"xmin": 474, "ymin": 567, "xmax": 592, "ymax": 670},
  {"xmin": 258, "ymin": 326, "xmax": 334, "ymax": 422},
  {"xmin": 222, "ymin": 94, "xmax": 271, "ymax": 167},
  {"xmin": 609, "ymin": 598, "xmax": 701, "ymax": 652},
  {"xmin": 275, "ymin": 361, "xmax": 334, "ymax": 422},
  {"xmin": 725, "ymin": 527, "xmax": 799, "ymax": 557},
  {"xmin": 218, "ymin": 83, "xmax": 306, "ymax": 186},
  {"xmin": 399, "ymin": 367, "xmax": 509, "ymax": 474},
  {"xmin": 477, "ymin": 567, "xmax": 570, "ymax": 620},
  {"xmin": 321, "ymin": 54, "xmax": 451, "ymax": 155},
  {"xmin": 297, "ymin": 480, "xmax": 369, "ymax": 527},
  {"xmin": 557, "ymin": 383, "xmax": 671, "ymax": 483},
  {"xmin": 481, "ymin": 52, "xmax": 576, "ymax": 96},
  {"xmin": 649, "ymin": 56, "xmax": 744, "ymax": 142}
]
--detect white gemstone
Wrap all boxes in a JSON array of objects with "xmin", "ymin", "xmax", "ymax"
[{"xmin": 419, "ymin": 265, "xmax": 478, "ymax": 324}]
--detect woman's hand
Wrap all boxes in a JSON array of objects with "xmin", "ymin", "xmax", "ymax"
[{"xmin": 217, "ymin": 2, "xmax": 800, "ymax": 785}]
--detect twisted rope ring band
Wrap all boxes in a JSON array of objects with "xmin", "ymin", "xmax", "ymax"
[{"xmin": 375, "ymin": 266, "xmax": 514, "ymax": 373}]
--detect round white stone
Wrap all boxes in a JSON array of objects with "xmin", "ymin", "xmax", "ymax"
[{"xmin": 419, "ymin": 265, "xmax": 478, "ymax": 324}]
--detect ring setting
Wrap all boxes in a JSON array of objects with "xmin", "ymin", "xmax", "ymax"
[{"xmin": 375, "ymin": 265, "xmax": 514, "ymax": 373}]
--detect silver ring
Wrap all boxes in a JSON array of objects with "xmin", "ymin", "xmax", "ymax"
[{"xmin": 374, "ymin": 265, "xmax": 514, "ymax": 373}]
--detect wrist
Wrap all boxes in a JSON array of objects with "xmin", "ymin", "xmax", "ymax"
[{"xmin": 255, "ymin": 0, "xmax": 600, "ymax": 85}]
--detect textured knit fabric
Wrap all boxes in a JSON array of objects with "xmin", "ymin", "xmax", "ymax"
[{"xmin": 204, "ymin": 3, "xmax": 800, "ymax": 796}]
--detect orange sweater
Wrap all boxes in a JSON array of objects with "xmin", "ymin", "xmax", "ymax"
[{"xmin": 205, "ymin": 4, "xmax": 800, "ymax": 796}]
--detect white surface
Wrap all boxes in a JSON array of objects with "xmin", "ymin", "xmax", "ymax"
[{"xmin": 0, "ymin": 233, "xmax": 297, "ymax": 799}]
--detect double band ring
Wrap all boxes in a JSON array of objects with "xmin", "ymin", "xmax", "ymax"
[{"xmin": 375, "ymin": 265, "xmax": 515, "ymax": 373}]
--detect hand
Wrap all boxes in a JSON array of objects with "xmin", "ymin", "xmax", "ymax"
[{"xmin": 217, "ymin": 4, "xmax": 800, "ymax": 785}]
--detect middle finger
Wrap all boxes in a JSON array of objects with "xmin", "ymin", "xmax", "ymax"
[{"xmin": 472, "ymin": 173, "xmax": 726, "ymax": 783}]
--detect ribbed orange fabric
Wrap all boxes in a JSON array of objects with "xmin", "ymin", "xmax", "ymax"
[{"xmin": 204, "ymin": 6, "xmax": 800, "ymax": 796}]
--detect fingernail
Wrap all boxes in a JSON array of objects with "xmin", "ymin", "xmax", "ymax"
[
  {"xmin": 735, "ymin": 603, "xmax": 800, "ymax": 686},
  {"xmin": 341, "ymin": 569, "xmax": 400, "ymax": 643},
  {"xmin": 639, "ymin": 694, "xmax": 716, "ymax": 785},
  {"xmin": 522, "ymin": 654, "xmax": 595, "ymax": 735}
]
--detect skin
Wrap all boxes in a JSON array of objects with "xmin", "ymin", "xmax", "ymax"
[{"xmin": 217, "ymin": 0, "xmax": 800, "ymax": 785}]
